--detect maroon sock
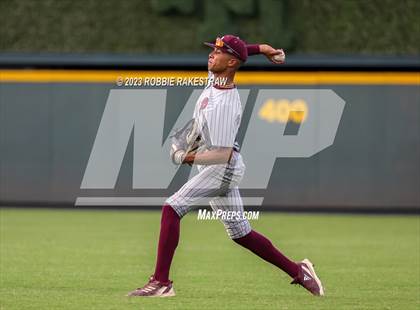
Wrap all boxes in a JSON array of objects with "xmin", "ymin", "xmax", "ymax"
[
  {"xmin": 233, "ymin": 230, "xmax": 299, "ymax": 278},
  {"xmin": 153, "ymin": 204, "xmax": 180, "ymax": 283}
]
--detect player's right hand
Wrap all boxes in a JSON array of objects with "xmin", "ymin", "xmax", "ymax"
[{"xmin": 259, "ymin": 44, "xmax": 285, "ymax": 64}]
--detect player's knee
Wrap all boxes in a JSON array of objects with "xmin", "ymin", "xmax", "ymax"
[
  {"xmin": 162, "ymin": 203, "xmax": 182, "ymax": 219},
  {"xmin": 224, "ymin": 220, "xmax": 252, "ymax": 240}
]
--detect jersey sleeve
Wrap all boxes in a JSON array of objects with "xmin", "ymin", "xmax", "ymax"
[
  {"xmin": 204, "ymin": 92, "xmax": 240, "ymax": 148},
  {"xmin": 246, "ymin": 44, "xmax": 260, "ymax": 56}
]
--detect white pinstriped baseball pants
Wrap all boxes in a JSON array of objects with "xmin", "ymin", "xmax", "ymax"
[{"xmin": 166, "ymin": 152, "xmax": 252, "ymax": 239}]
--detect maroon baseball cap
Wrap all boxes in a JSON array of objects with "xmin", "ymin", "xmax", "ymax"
[{"xmin": 204, "ymin": 35, "xmax": 248, "ymax": 62}]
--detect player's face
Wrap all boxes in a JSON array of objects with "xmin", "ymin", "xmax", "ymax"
[{"xmin": 208, "ymin": 48, "xmax": 236, "ymax": 73}]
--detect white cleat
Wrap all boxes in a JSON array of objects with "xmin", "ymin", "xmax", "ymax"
[
  {"xmin": 127, "ymin": 276, "xmax": 176, "ymax": 297},
  {"xmin": 291, "ymin": 258, "xmax": 325, "ymax": 296}
]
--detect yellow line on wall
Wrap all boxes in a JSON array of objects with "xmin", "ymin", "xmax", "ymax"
[{"xmin": 0, "ymin": 69, "xmax": 419, "ymax": 85}]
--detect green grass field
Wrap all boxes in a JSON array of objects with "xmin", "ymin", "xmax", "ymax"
[{"xmin": 1, "ymin": 208, "xmax": 419, "ymax": 310}]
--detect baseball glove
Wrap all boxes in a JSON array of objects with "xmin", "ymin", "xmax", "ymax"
[{"xmin": 169, "ymin": 118, "xmax": 201, "ymax": 165}]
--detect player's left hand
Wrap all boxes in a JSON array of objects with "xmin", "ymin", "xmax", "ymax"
[
  {"xmin": 172, "ymin": 149, "xmax": 186, "ymax": 165},
  {"xmin": 171, "ymin": 149, "xmax": 197, "ymax": 166},
  {"xmin": 169, "ymin": 118, "xmax": 201, "ymax": 165}
]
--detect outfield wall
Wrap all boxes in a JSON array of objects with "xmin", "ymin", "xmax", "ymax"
[{"xmin": 0, "ymin": 57, "xmax": 419, "ymax": 212}]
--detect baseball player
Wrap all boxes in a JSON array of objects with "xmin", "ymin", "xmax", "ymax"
[{"xmin": 128, "ymin": 35, "xmax": 324, "ymax": 297}]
